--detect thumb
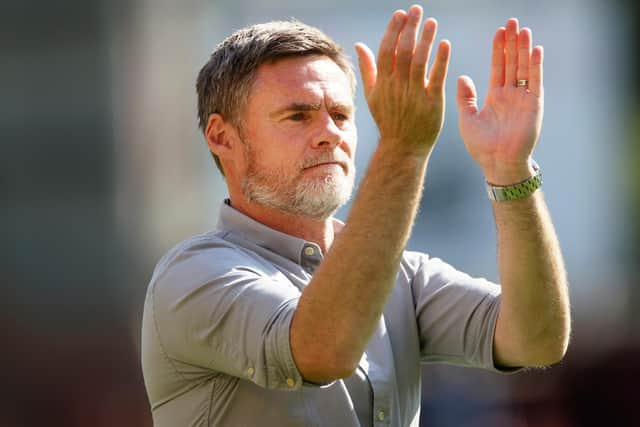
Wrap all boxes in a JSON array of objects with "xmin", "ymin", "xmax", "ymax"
[
  {"xmin": 354, "ymin": 42, "xmax": 376, "ymax": 97},
  {"xmin": 456, "ymin": 75, "xmax": 479, "ymax": 117}
]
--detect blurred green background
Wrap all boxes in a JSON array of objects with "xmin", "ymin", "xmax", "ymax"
[{"xmin": 2, "ymin": 0, "xmax": 638, "ymax": 425}]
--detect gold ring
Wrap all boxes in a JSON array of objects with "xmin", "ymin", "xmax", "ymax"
[{"xmin": 517, "ymin": 79, "xmax": 529, "ymax": 87}]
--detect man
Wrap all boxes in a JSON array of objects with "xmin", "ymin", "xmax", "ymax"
[{"xmin": 141, "ymin": 5, "xmax": 570, "ymax": 426}]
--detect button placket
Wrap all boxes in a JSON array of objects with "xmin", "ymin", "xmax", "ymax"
[
  {"xmin": 371, "ymin": 378, "xmax": 391, "ymax": 426},
  {"xmin": 365, "ymin": 316, "xmax": 394, "ymax": 426}
]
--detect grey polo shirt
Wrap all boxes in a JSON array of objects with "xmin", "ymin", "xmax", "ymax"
[{"xmin": 141, "ymin": 201, "xmax": 509, "ymax": 427}]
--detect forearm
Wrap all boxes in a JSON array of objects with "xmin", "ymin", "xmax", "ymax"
[
  {"xmin": 290, "ymin": 145, "xmax": 429, "ymax": 382},
  {"xmin": 289, "ymin": 5, "xmax": 448, "ymax": 383},
  {"xmin": 492, "ymin": 191, "xmax": 570, "ymax": 367}
]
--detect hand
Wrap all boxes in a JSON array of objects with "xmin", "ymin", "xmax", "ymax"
[
  {"xmin": 456, "ymin": 19, "xmax": 544, "ymax": 185},
  {"xmin": 355, "ymin": 5, "xmax": 451, "ymax": 156}
]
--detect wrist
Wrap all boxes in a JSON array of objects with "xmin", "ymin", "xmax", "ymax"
[
  {"xmin": 486, "ymin": 160, "xmax": 542, "ymax": 202},
  {"xmin": 483, "ymin": 160, "xmax": 536, "ymax": 186},
  {"xmin": 375, "ymin": 139, "xmax": 434, "ymax": 163}
]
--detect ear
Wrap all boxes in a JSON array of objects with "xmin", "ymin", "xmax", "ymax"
[{"xmin": 205, "ymin": 113, "xmax": 240, "ymax": 160}]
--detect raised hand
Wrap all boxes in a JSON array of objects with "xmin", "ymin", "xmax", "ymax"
[
  {"xmin": 355, "ymin": 5, "xmax": 451, "ymax": 156},
  {"xmin": 457, "ymin": 19, "xmax": 544, "ymax": 185}
]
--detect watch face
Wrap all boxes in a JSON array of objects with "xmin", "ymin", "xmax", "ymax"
[{"xmin": 530, "ymin": 159, "xmax": 540, "ymax": 172}]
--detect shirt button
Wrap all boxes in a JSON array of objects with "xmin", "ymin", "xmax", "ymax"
[
  {"xmin": 247, "ymin": 367, "xmax": 255, "ymax": 377},
  {"xmin": 377, "ymin": 410, "xmax": 385, "ymax": 421},
  {"xmin": 304, "ymin": 246, "xmax": 315, "ymax": 256},
  {"xmin": 286, "ymin": 378, "xmax": 295, "ymax": 388}
]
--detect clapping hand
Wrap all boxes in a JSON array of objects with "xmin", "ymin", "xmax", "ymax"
[
  {"xmin": 355, "ymin": 5, "xmax": 451, "ymax": 157},
  {"xmin": 457, "ymin": 19, "xmax": 544, "ymax": 185}
]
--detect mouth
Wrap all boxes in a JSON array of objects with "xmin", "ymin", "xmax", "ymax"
[{"xmin": 303, "ymin": 161, "xmax": 348, "ymax": 174}]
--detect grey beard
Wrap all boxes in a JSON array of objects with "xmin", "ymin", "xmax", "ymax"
[
  {"xmin": 239, "ymin": 134, "xmax": 355, "ymax": 220},
  {"xmin": 241, "ymin": 171, "xmax": 353, "ymax": 220}
]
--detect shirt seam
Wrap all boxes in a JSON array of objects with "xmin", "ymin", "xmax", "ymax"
[
  {"xmin": 151, "ymin": 281, "xmax": 189, "ymax": 383},
  {"xmin": 207, "ymin": 376, "xmax": 216, "ymax": 427}
]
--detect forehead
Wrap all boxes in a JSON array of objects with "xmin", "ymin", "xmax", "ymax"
[{"xmin": 249, "ymin": 55, "xmax": 354, "ymax": 107}]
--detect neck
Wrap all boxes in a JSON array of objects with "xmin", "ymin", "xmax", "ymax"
[{"xmin": 229, "ymin": 197, "xmax": 337, "ymax": 254}]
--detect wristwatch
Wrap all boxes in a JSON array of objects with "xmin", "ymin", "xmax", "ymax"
[{"xmin": 486, "ymin": 160, "xmax": 543, "ymax": 201}]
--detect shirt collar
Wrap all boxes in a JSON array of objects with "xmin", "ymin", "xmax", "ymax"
[{"xmin": 217, "ymin": 199, "xmax": 339, "ymax": 271}]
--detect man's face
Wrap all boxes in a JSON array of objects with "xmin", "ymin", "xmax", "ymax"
[{"xmin": 237, "ymin": 55, "xmax": 357, "ymax": 219}]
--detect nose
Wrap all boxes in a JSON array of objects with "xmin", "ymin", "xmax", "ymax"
[{"xmin": 311, "ymin": 112, "xmax": 342, "ymax": 149}]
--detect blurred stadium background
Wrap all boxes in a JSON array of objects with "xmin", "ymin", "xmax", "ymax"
[{"xmin": 2, "ymin": 0, "xmax": 639, "ymax": 425}]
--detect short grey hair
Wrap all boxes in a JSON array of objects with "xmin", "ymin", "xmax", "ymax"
[{"xmin": 196, "ymin": 20, "xmax": 356, "ymax": 176}]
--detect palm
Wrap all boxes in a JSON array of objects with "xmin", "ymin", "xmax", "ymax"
[{"xmin": 460, "ymin": 86, "xmax": 542, "ymax": 167}]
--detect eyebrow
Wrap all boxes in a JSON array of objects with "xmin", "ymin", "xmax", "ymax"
[{"xmin": 269, "ymin": 102, "xmax": 354, "ymax": 118}]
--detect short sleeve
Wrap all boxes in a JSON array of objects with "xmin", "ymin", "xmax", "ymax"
[
  {"xmin": 410, "ymin": 253, "xmax": 516, "ymax": 373},
  {"xmin": 149, "ymin": 242, "xmax": 306, "ymax": 390}
]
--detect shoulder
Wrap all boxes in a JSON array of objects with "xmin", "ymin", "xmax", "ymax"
[
  {"xmin": 398, "ymin": 250, "xmax": 432, "ymax": 282},
  {"xmin": 400, "ymin": 250, "xmax": 428, "ymax": 270},
  {"xmin": 399, "ymin": 250, "xmax": 499, "ymax": 293},
  {"xmin": 400, "ymin": 249, "xmax": 469, "ymax": 279},
  {"xmin": 147, "ymin": 231, "xmax": 288, "ymax": 300},
  {"xmin": 151, "ymin": 231, "xmax": 271, "ymax": 280}
]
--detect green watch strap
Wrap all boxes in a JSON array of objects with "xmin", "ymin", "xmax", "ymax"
[{"xmin": 486, "ymin": 161, "xmax": 543, "ymax": 201}]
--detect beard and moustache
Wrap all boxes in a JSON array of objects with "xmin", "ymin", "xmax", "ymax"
[{"xmin": 240, "ymin": 138, "xmax": 355, "ymax": 220}]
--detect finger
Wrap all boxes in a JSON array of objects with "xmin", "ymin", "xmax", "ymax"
[
  {"xmin": 489, "ymin": 27, "xmax": 506, "ymax": 88},
  {"xmin": 456, "ymin": 75, "xmax": 479, "ymax": 117},
  {"xmin": 377, "ymin": 10, "xmax": 408, "ymax": 76},
  {"xmin": 426, "ymin": 39, "xmax": 451, "ymax": 94},
  {"xmin": 489, "ymin": 27, "xmax": 505, "ymax": 87},
  {"xmin": 529, "ymin": 45, "xmax": 544, "ymax": 97},
  {"xmin": 394, "ymin": 5, "xmax": 423, "ymax": 78},
  {"xmin": 355, "ymin": 42, "xmax": 377, "ymax": 97},
  {"xmin": 504, "ymin": 18, "xmax": 519, "ymax": 86},
  {"xmin": 517, "ymin": 27, "xmax": 532, "ymax": 84},
  {"xmin": 410, "ymin": 17, "xmax": 437, "ymax": 86}
]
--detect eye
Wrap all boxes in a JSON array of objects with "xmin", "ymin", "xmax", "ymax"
[
  {"xmin": 288, "ymin": 112, "xmax": 307, "ymax": 121},
  {"xmin": 331, "ymin": 112, "xmax": 350, "ymax": 123}
]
